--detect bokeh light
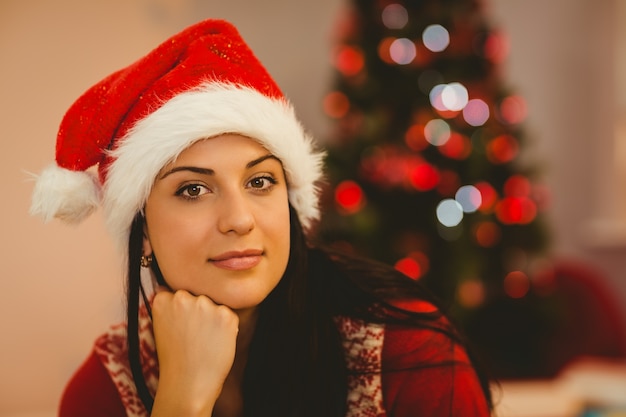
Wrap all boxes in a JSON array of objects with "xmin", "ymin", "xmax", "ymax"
[
  {"xmin": 430, "ymin": 82, "xmax": 469, "ymax": 112},
  {"xmin": 463, "ymin": 98, "xmax": 490, "ymax": 126},
  {"xmin": 473, "ymin": 221, "xmax": 501, "ymax": 247},
  {"xmin": 394, "ymin": 251, "xmax": 429, "ymax": 280},
  {"xmin": 429, "ymin": 84, "xmax": 447, "ymax": 111},
  {"xmin": 389, "ymin": 38, "xmax": 417, "ymax": 65},
  {"xmin": 474, "ymin": 181, "xmax": 498, "ymax": 212},
  {"xmin": 404, "ymin": 123, "xmax": 428, "ymax": 151},
  {"xmin": 409, "ymin": 162, "xmax": 440, "ymax": 191},
  {"xmin": 424, "ymin": 119, "xmax": 451, "ymax": 146},
  {"xmin": 334, "ymin": 45, "xmax": 365, "ymax": 76},
  {"xmin": 504, "ymin": 270, "xmax": 530, "ymax": 298},
  {"xmin": 455, "ymin": 185, "xmax": 482, "ymax": 213},
  {"xmin": 457, "ymin": 279, "xmax": 486, "ymax": 308},
  {"xmin": 436, "ymin": 199, "xmax": 464, "ymax": 227},
  {"xmin": 438, "ymin": 132, "xmax": 471, "ymax": 159},
  {"xmin": 377, "ymin": 37, "xmax": 395, "ymax": 64},
  {"xmin": 382, "ymin": 3, "xmax": 409, "ymax": 29},
  {"xmin": 495, "ymin": 196, "xmax": 537, "ymax": 224},
  {"xmin": 483, "ymin": 31, "xmax": 509, "ymax": 63},
  {"xmin": 486, "ymin": 134, "xmax": 519, "ymax": 164},
  {"xmin": 422, "ymin": 24, "xmax": 450, "ymax": 52},
  {"xmin": 441, "ymin": 82, "xmax": 469, "ymax": 111},
  {"xmin": 323, "ymin": 91, "xmax": 350, "ymax": 118},
  {"xmin": 504, "ymin": 175, "xmax": 531, "ymax": 197},
  {"xmin": 335, "ymin": 180, "xmax": 365, "ymax": 214},
  {"xmin": 395, "ymin": 257, "xmax": 421, "ymax": 279},
  {"xmin": 436, "ymin": 170, "xmax": 460, "ymax": 197},
  {"xmin": 499, "ymin": 95, "xmax": 527, "ymax": 124}
]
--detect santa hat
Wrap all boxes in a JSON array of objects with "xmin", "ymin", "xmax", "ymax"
[{"xmin": 30, "ymin": 19, "xmax": 325, "ymax": 250}]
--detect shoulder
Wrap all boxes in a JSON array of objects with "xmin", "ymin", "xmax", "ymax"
[
  {"xmin": 59, "ymin": 315, "xmax": 155, "ymax": 417},
  {"xmin": 335, "ymin": 310, "xmax": 490, "ymax": 417},
  {"xmin": 379, "ymin": 306, "xmax": 491, "ymax": 417},
  {"xmin": 59, "ymin": 349, "xmax": 127, "ymax": 417}
]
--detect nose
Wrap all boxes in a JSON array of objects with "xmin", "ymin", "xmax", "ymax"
[{"xmin": 216, "ymin": 189, "xmax": 255, "ymax": 235}]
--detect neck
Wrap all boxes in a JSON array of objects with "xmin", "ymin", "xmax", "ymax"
[{"xmin": 233, "ymin": 306, "xmax": 258, "ymax": 358}]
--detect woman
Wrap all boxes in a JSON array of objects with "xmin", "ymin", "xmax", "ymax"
[{"xmin": 30, "ymin": 19, "xmax": 492, "ymax": 417}]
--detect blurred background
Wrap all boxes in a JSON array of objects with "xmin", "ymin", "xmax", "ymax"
[{"xmin": 2, "ymin": 0, "xmax": 626, "ymax": 416}]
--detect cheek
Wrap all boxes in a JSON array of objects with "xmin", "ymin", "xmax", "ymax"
[
  {"xmin": 146, "ymin": 208, "xmax": 210, "ymax": 263},
  {"xmin": 266, "ymin": 205, "xmax": 291, "ymax": 267}
]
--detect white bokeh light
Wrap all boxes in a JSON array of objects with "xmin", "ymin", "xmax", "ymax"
[
  {"xmin": 429, "ymin": 84, "xmax": 447, "ymax": 111},
  {"xmin": 422, "ymin": 24, "xmax": 450, "ymax": 52},
  {"xmin": 441, "ymin": 82, "xmax": 469, "ymax": 111},
  {"xmin": 437, "ymin": 199, "xmax": 464, "ymax": 227},
  {"xmin": 389, "ymin": 38, "xmax": 416, "ymax": 65},
  {"xmin": 424, "ymin": 119, "xmax": 451, "ymax": 146},
  {"xmin": 430, "ymin": 82, "xmax": 469, "ymax": 112},
  {"xmin": 455, "ymin": 185, "xmax": 482, "ymax": 213},
  {"xmin": 463, "ymin": 98, "xmax": 490, "ymax": 126},
  {"xmin": 382, "ymin": 4, "xmax": 409, "ymax": 29}
]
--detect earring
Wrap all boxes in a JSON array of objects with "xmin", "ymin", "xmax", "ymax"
[{"xmin": 140, "ymin": 254, "xmax": 153, "ymax": 268}]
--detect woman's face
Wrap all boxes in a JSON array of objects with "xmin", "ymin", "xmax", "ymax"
[{"xmin": 143, "ymin": 134, "xmax": 291, "ymax": 312}]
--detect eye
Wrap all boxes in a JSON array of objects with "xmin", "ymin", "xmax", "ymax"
[
  {"xmin": 248, "ymin": 175, "xmax": 277, "ymax": 191},
  {"xmin": 176, "ymin": 183, "xmax": 209, "ymax": 199}
]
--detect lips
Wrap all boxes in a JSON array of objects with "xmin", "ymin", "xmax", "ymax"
[{"xmin": 209, "ymin": 249, "xmax": 263, "ymax": 271}]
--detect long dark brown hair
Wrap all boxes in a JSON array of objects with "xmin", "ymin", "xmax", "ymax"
[{"xmin": 126, "ymin": 205, "xmax": 492, "ymax": 416}]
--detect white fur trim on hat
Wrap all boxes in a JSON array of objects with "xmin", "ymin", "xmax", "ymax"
[
  {"xmin": 103, "ymin": 81, "xmax": 325, "ymax": 250},
  {"xmin": 30, "ymin": 165, "xmax": 101, "ymax": 223}
]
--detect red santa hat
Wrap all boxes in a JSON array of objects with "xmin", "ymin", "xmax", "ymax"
[{"xmin": 30, "ymin": 19, "xmax": 325, "ymax": 250}]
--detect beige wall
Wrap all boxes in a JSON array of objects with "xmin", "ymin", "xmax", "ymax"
[{"xmin": 2, "ymin": 0, "xmax": 624, "ymax": 415}]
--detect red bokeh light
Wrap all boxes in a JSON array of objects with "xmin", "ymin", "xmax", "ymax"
[
  {"xmin": 377, "ymin": 37, "xmax": 396, "ymax": 64},
  {"xmin": 438, "ymin": 132, "xmax": 471, "ymax": 160},
  {"xmin": 409, "ymin": 162, "xmax": 440, "ymax": 191},
  {"xmin": 436, "ymin": 169, "xmax": 460, "ymax": 196},
  {"xmin": 335, "ymin": 45, "xmax": 365, "ymax": 76},
  {"xmin": 323, "ymin": 91, "xmax": 350, "ymax": 119},
  {"xmin": 335, "ymin": 180, "xmax": 365, "ymax": 214},
  {"xmin": 486, "ymin": 134, "xmax": 519, "ymax": 164},
  {"xmin": 457, "ymin": 279, "xmax": 486, "ymax": 308},
  {"xmin": 394, "ymin": 252, "xmax": 429, "ymax": 279},
  {"xmin": 499, "ymin": 95, "xmax": 527, "ymax": 125},
  {"xmin": 504, "ymin": 175, "xmax": 531, "ymax": 197},
  {"xmin": 474, "ymin": 181, "xmax": 498, "ymax": 213},
  {"xmin": 405, "ymin": 124, "xmax": 428, "ymax": 151},
  {"xmin": 495, "ymin": 196, "xmax": 537, "ymax": 224},
  {"xmin": 474, "ymin": 221, "xmax": 501, "ymax": 247},
  {"xmin": 504, "ymin": 270, "xmax": 530, "ymax": 298},
  {"xmin": 483, "ymin": 31, "xmax": 509, "ymax": 63},
  {"xmin": 395, "ymin": 256, "xmax": 422, "ymax": 280}
]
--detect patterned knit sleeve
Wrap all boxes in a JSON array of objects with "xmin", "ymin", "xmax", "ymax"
[
  {"xmin": 58, "ymin": 349, "xmax": 127, "ymax": 417},
  {"xmin": 381, "ymin": 304, "xmax": 491, "ymax": 417}
]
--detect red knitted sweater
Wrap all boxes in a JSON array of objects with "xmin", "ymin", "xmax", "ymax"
[{"xmin": 59, "ymin": 306, "xmax": 489, "ymax": 417}]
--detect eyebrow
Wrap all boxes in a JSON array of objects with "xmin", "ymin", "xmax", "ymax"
[{"xmin": 159, "ymin": 153, "xmax": 281, "ymax": 180}]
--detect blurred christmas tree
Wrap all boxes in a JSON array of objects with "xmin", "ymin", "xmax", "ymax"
[{"xmin": 315, "ymin": 0, "xmax": 554, "ymax": 377}]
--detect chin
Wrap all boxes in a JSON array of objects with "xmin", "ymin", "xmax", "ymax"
[{"xmin": 213, "ymin": 293, "xmax": 269, "ymax": 311}]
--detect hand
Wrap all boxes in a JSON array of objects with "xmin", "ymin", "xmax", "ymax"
[{"xmin": 150, "ymin": 289, "xmax": 239, "ymax": 416}]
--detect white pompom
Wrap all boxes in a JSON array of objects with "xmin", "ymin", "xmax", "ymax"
[{"xmin": 29, "ymin": 164, "xmax": 101, "ymax": 224}]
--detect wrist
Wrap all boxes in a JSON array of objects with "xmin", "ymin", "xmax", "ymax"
[{"xmin": 151, "ymin": 373, "xmax": 221, "ymax": 417}]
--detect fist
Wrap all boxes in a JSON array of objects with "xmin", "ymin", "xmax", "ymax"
[{"xmin": 151, "ymin": 289, "xmax": 239, "ymax": 403}]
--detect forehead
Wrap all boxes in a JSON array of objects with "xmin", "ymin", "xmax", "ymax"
[
  {"xmin": 181, "ymin": 134, "xmax": 269, "ymax": 157},
  {"xmin": 162, "ymin": 133, "xmax": 281, "ymax": 169}
]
